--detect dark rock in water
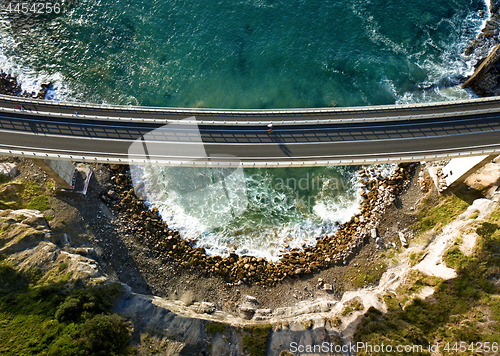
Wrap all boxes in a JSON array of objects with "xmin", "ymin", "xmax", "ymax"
[
  {"xmin": 0, "ymin": 70, "xmax": 53, "ymax": 99},
  {"xmin": 462, "ymin": 44, "xmax": 500, "ymax": 96},
  {"xmin": 0, "ymin": 71, "xmax": 22, "ymax": 96}
]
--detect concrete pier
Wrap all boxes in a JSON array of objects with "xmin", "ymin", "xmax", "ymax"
[{"xmin": 442, "ymin": 155, "xmax": 498, "ymax": 189}]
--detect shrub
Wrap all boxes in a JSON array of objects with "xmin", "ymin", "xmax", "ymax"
[
  {"xmin": 205, "ymin": 322, "xmax": 225, "ymax": 336},
  {"xmin": 55, "ymin": 284, "xmax": 123, "ymax": 323},
  {"xmin": 242, "ymin": 325, "xmax": 272, "ymax": 356},
  {"xmin": 76, "ymin": 314, "xmax": 131, "ymax": 355}
]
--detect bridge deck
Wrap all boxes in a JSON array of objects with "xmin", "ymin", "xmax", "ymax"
[{"xmin": 0, "ymin": 94, "xmax": 499, "ymax": 167}]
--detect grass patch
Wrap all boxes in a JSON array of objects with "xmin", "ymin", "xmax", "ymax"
[
  {"xmin": 352, "ymin": 262, "xmax": 387, "ymax": 288},
  {"xmin": 58, "ymin": 262, "xmax": 68, "ymax": 272},
  {"xmin": 342, "ymin": 298, "xmax": 364, "ymax": 316},
  {"xmin": 21, "ymin": 182, "xmax": 44, "ymax": 200},
  {"xmin": 409, "ymin": 251, "xmax": 425, "ymax": 266},
  {"xmin": 477, "ymin": 221, "xmax": 499, "ymax": 238},
  {"xmin": 396, "ymin": 271, "xmax": 442, "ymax": 306},
  {"xmin": 301, "ymin": 320, "xmax": 313, "ymax": 330},
  {"xmin": 242, "ymin": 324, "xmax": 272, "ymax": 356},
  {"xmin": 0, "ymin": 179, "xmax": 53, "ymax": 211},
  {"xmin": 443, "ymin": 247, "xmax": 473, "ymax": 270},
  {"xmin": 416, "ymin": 186, "xmax": 484, "ymax": 233},
  {"xmin": 45, "ymin": 181, "xmax": 55, "ymax": 192},
  {"xmin": 45, "ymin": 216, "xmax": 54, "ymax": 221},
  {"xmin": 341, "ymin": 306, "xmax": 353, "ymax": 316},
  {"xmin": 27, "ymin": 196, "xmax": 51, "ymax": 212},
  {"xmin": 383, "ymin": 294, "xmax": 401, "ymax": 312},
  {"xmin": 470, "ymin": 210, "xmax": 480, "ymax": 220},
  {"xmin": 325, "ymin": 316, "xmax": 341, "ymax": 327},
  {"xmin": 0, "ymin": 224, "xmax": 10, "ymax": 238}
]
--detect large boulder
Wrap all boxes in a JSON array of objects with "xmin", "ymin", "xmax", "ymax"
[{"xmin": 0, "ymin": 162, "xmax": 18, "ymax": 178}]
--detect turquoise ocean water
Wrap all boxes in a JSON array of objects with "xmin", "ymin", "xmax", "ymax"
[{"xmin": 0, "ymin": 0, "xmax": 488, "ymax": 258}]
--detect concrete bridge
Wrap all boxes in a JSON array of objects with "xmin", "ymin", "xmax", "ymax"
[{"xmin": 0, "ymin": 94, "xmax": 499, "ymax": 167}]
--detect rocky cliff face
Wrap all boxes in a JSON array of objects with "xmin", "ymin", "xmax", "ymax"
[
  {"xmin": 463, "ymin": 0, "xmax": 500, "ymax": 96},
  {"xmin": 463, "ymin": 44, "xmax": 500, "ymax": 96}
]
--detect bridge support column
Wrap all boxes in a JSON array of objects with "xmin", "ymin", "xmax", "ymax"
[
  {"xmin": 32, "ymin": 159, "xmax": 76, "ymax": 190},
  {"xmin": 441, "ymin": 154, "xmax": 498, "ymax": 191}
]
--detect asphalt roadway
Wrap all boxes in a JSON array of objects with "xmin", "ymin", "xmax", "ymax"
[{"xmin": 0, "ymin": 94, "xmax": 500, "ymax": 167}]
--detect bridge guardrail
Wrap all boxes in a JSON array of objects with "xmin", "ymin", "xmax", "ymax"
[
  {"xmin": 1, "ymin": 93, "xmax": 500, "ymax": 119},
  {"xmin": 1, "ymin": 104, "xmax": 500, "ymax": 126},
  {"xmin": 1, "ymin": 144, "xmax": 499, "ymax": 167}
]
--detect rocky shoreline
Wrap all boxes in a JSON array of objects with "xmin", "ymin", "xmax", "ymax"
[
  {"xmin": 103, "ymin": 164, "xmax": 413, "ymax": 289},
  {"xmin": 0, "ymin": 70, "xmax": 51, "ymax": 99}
]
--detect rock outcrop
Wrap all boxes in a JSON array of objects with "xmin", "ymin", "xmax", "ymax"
[
  {"xmin": 0, "ymin": 162, "xmax": 18, "ymax": 178},
  {"xmin": 463, "ymin": 44, "xmax": 500, "ymax": 96},
  {"xmin": 0, "ymin": 208, "xmax": 105, "ymax": 283}
]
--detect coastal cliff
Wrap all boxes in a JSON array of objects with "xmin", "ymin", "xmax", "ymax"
[
  {"xmin": 463, "ymin": 43, "xmax": 500, "ymax": 95},
  {"xmin": 463, "ymin": 0, "xmax": 500, "ymax": 95}
]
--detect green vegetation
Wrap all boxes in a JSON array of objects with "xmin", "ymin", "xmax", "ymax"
[
  {"xmin": 469, "ymin": 210, "xmax": 480, "ymax": 220},
  {"xmin": 341, "ymin": 306, "xmax": 353, "ymax": 316},
  {"xmin": 330, "ymin": 316, "xmax": 341, "ymax": 327},
  {"xmin": 0, "ymin": 179, "xmax": 53, "ymax": 212},
  {"xmin": 0, "ymin": 261, "xmax": 133, "ymax": 355},
  {"xmin": 477, "ymin": 221, "xmax": 499, "ymax": 238},
  {"xmin": 45, "ymin": 181, "xmax": 55, "ymax": 192},
  {"xmin": 301, "ymin": 320, "xmax": 313, "ymax": 329},
  {"xmin": 443, "ymin": 247, "xmax": 473, "ymax": 270},
  {"xmin": 0, "ymin": 174, "xmax": 9, "ymax": 184},
  {"xmin": 242, "ymin": 324, "xmax": 272, "ymax": 356},
  {"xmin": 409, "ymin": 251, "xmax": 425, "ymax": 266},
  {"xmin": 22, "ymin": 181, "xmax": 44, "ymax": 200},
  {"xmin": 27, "ymin": 196, "xmax": 51, "ymax": 211},
  {"xmin": 416, "ymin": 186, "xmax": 484, "ymax": 233},
  {"xmin": 354, "ymin": 206, "xmax": 500, "ymax": 353},
  {"xmin": 205, "ymin": 322, "xmax": 226, "ymax": 336},
  {"xmin": 352, "ymin": 262, "xmax": 387, "ymax": 288},
  {"xmin": 0, "ymin": 223, "xmax": 10, "ymax": 238},
  {"xmin": 58, "ymin": 262, "xmax": 68, "ymax": 271},
  {"xmin": 342, "ymin": 299, "xmax": 364, "ymax": 316}
]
